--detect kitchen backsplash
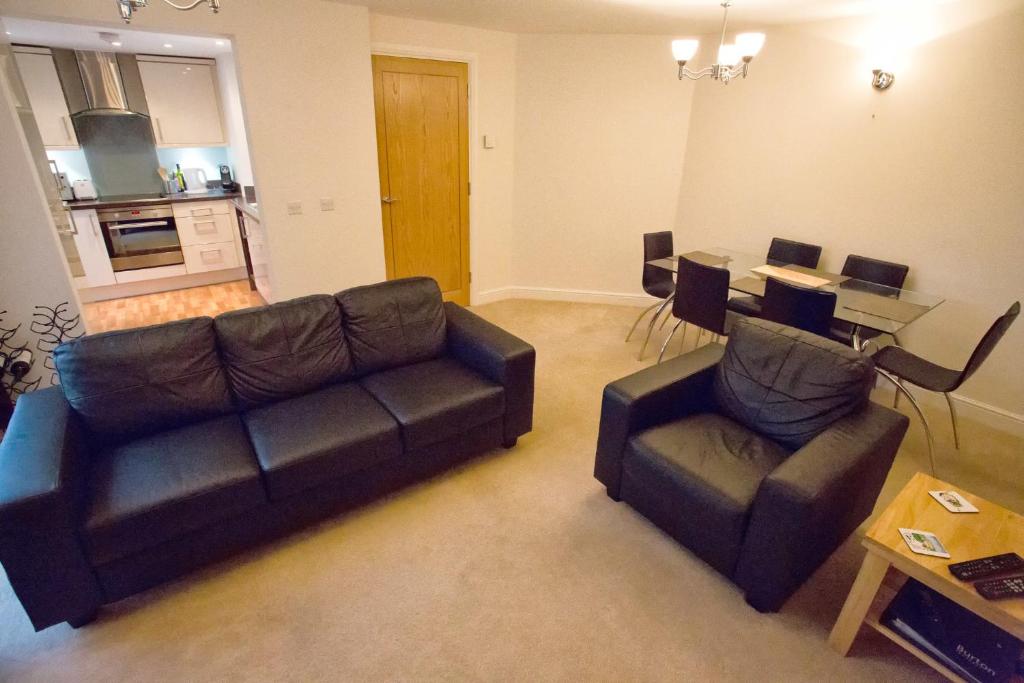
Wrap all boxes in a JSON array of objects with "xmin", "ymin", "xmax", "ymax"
[{"xmin": 48, "ymin": 145, "xmax": 232, "ymax": 188}]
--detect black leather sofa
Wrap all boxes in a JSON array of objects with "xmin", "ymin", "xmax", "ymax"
[
  {"xmin": 0, "ymin": 277, "xmax": 534, "ymax": 631},
  {"xmin": 595, "ymin": 318, "xmax": 909, "ymax": 612}
]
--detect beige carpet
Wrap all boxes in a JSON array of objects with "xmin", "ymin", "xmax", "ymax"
[{"xmin": 1, "ymin": 299, "xmax": 1020, "ymax": 681}]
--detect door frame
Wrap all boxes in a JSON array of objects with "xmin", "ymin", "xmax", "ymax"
[{"xmin": 370, "ymin": 43, "xmax": 479, "ymax": 305}]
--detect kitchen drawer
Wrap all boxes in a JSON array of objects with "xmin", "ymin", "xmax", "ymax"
[
  {"xmin": 183, "ymin": 241, "xmax": 239, "ymax": 273},
  {"xmin": 177, "ymin": 213, "xmax": 236, "ymax": 246},
  {"xmin": 173, "ymin": 200, "xmax": 232, "ymax": 220}
]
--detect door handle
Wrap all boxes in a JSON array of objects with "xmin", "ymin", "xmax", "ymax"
[
  {"xmin": 90, "ymin": 214, "xmax": 100, "ymax": 237},
  {"xmin": 61, "ymin": 116, "xmax": 74, "ymax": 143},
  {"xmin": 154, "ymin": 117, "xmax": 164, "ymax": 144},
  {"xmin": 381, "ymin": 196, "xmax": 399, "ymax": 204}
]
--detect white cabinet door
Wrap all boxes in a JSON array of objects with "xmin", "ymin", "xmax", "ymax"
[
  {"xmin": 14, "ymin": 51, "xmax": 79, "ymax": 149},
  {"xmin": 70, "ymin": 210, "xmax": 116, "ymax": 287},
  {"xmin": 183, "ymin": 242, "xmax": 239, "ymax": 273},
  {"xmin": 138, "ymin": 58, "xmax": 226, "ymax": 147},
  {"xmin": 243, "ymin": 214, "xmax": 273, "ymax": 302},
  {"xmin": 177, "ymin": 214, "xmax": 237, "ymax": 246}
]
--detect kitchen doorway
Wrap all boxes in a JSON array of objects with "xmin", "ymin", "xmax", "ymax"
[{"xmin": 371, "ymin": 55, "xmax": 471, "ymax": 306}]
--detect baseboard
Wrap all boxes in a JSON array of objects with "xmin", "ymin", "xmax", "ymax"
[
  {"xmin": 474, "ymin": 286, "xmax": 652, "ymax": 308},
  {"xmin": 875, "ymin": 376, "xmax": 1024, "ymax": 438}
]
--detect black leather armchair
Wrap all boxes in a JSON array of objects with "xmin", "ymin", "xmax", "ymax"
[{"xmin": 595, "ymin": 318, "xmax": 908, "ymax": 612}]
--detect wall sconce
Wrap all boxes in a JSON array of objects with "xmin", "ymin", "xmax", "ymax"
[{"xmin": 871, "ymin": 69, "xmax": 895, "ymax": 91}]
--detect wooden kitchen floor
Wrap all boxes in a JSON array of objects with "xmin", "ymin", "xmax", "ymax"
[{"xmin": 82, "ymin": 280, "xmax": 265, "ymax": 334}]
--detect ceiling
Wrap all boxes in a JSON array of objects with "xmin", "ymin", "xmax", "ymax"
[
  {"xmin": 356, "ymin": 0, "xmax": 919, "ymax": 34},
  {"xmin": 0, "ymin": 17, "xmax": 231, "ymax": 58}
]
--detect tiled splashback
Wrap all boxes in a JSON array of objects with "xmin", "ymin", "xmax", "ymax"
[{"xmin": 49, "ymin": 145, "xmax": 231, "ymax": 189}]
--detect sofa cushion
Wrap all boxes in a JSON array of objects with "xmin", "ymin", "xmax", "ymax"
[
  {"xmin": 360, "ymin": 357, "xmax": 504, "ymax": 450},
  {"xmin": 53, "ymin": 317, "xmax": 233, "ymax": 445},
  {"xmin": 713, "ymin": 317, "xmax": 875, "ymax": 450},
  {"xmin": 243, "ymin": 382, "xmax": 403, "ymax": 500},
  {"xmin": 214, "ymin": 295, "xmax": 353, "ymax": 408},
  {"xmin": 620, "ymin": 413, "xmax": 790, "ymax": 576},
  {"xmin": 84, "ymin": 414, "xmax": 265, "ymax": 564},
  {"xmin": 336, "ymin": 277, "xmax": 446, "ymax": 375}
]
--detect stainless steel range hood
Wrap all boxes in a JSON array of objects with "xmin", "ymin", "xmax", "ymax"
[{"xmin": 52, "ymin": 49, "xmax": 149, "ymax": 116}]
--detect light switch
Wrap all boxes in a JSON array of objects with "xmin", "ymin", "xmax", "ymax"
[
  {"xmin": 483, "ymin": 135, "xmax": 496, "ymax": 149},
  {"xmin": 320, "ymin": 197, "xmax": 335, "ymax": 212},
  {"xmin": 287, "ymin": 201, "xmax": 303, "ymax": 215}
]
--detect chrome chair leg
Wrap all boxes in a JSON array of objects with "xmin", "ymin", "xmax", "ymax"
[
  {"xmin": 678, "ymin": 322, "xmax": 688, "ymax": 353},
  {"xmin": 658, "ymin": 320, "xmax": 684, "ymax": 364},
  {"xmin": 637, "ymin": 297, "xmax": 673, "ymax": 360},
  {"xmin": 876, "ymin": 370, "xmax": 936, "ymax": 476},
  {"xmin": 944, "ymin": 392, "xmax": 961, "ymax": 450},
  {"xmin": 625, "ymin": 300, "xmax": 663, "ymax": 342},
  {"xmin": 892, "ymin": 378, "xmax": 905, "ymax": 409}
]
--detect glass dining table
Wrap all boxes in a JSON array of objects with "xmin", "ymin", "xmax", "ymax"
[{"xmin": 647, "ymin": 247, "xmax": 945, "ymax": 348}]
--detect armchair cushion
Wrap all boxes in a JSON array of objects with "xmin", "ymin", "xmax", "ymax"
[
  {"xmin": 360, "ymin": 357, "xmax": 504, "ymax": 450},
  {"xmin": 620, "ymin": 413, "xmax": 790, "ymax": 576},
  {"xmin": 53, "ymin": 317, "xmax": 234, "ymax": 445},
  {"xmin": 713, "ymin": 318, "xmax": 874, "ymax": 450},
  {"xmin": 336, "ymin": 277, "xmax": 446, "ymax": 375},
  {"xmin": 84, "ymin": 414, "xmax": 265, "ymax": 564},
  {"xmin": 214, "ymin": 294, "xmax": 353, "ymax": 408}
]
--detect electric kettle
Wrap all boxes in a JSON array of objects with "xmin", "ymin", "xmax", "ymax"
[{"xmin": 181, "ymin": 168, "xmax": 209, "ymax": 194}]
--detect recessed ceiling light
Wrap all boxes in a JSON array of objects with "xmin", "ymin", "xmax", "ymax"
[
  {"xmin": 163, "ymin": 43, "xmax": 173, "ymax": 48},
  {"xmin": 5, "ymin": 31, "xmax": 12, "ymax": 36},
  {"xmin": 111, "ymin": 41, "xmax": 123, "ymax": 47},
  {"xmin": 215, "ymin": 40, "xmax": 225, "ymax": 46}
]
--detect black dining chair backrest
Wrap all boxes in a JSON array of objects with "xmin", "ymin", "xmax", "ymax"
[
  {"xmin": 841, "ymin": 254, "xmax": 909, "ymax": 291},
  {"xmin": 672, "ymin": 256, "xmax": 731, "ymax": 335},
  {"xmin": 766, "ymin": 238, "xmax": 822, "ymax": 269},
  {"xmin": 954, "ymin": 301, "xmax": 1020, "ymax": 390},
  {"xmin": 761, "ymin": 277, "xmax": 837, "ymax": 337},
  {"xmin": 642, "ymin": 231, "xmax": 674, "ymax": 298}
]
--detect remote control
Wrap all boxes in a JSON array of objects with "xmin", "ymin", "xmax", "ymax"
[
  {"xmin": 976, "ymin": 575, "xmax": 1024, "ymax": 600},
  {"xmin": 948, "ymin": 553, "xmax": 1024, "ymax": 581}
]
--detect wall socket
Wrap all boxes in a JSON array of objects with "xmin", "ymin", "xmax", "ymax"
[
  {"xmin": 320, "ymin": 197, "xmax": 335, "ymax": 212},
  {"xmin": 287, "ymin": 201, "xmax": 303, "ymax": 215}
]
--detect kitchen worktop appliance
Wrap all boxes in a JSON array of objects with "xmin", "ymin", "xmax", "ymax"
[{"xmin": 98, "ymin": 204, "xmax": 183, "ymax": 272}]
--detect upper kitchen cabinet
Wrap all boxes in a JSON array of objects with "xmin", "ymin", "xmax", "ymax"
[
  {"xmin": 13, "ymin": 48, "xmax": 79, "ymax": 150},
  {"xmin": 137, "ymin": 56, "xmax": 226, "ymax": 147}
]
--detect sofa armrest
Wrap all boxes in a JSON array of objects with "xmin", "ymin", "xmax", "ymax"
[
  {"xmin": 594, "ymin": 343, "xmax": 724, "ymax": 498},
  {"xmin": 0, "ymin": 387, "xmax": 103, "ymax": 630},
  {"xmin": 734, "ymin": 402, "xmax": 909, "ymax": 612},
  {"xmin": 444, "ymin": 302, "xmax": 536, "ymax": 443}
]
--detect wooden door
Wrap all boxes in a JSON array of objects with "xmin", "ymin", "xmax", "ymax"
[{"xmin": 372, "ymin": 56, "xmax": 470, "ymax": 305}]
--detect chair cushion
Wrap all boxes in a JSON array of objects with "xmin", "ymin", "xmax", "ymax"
[
  {"xmin": 713, "ymin": 318, "xmax": 875, "ymax": 450},
  {"xmin": 84, "ymin": 414, "xmax": 265, "ymax": 564},
  {"xmin": 214, "ymin": 294, "xmax": 353, "ymax": 408},
  {"xmin": 621, "ymin": 413, "xmax": 790, "ymax": 576},
  {"xmin": 243, "ymin": 382, "xmax": 403, "ymax": 500},
  {"xmin": 54, "ymin": 317, "xmax": 233, "ymax": 445},
  {"xmin": 336, "ymin": 277, "xmax": 446, "ymax": 375},
  {"xmin": 726, "ymin": 295, "xmax": 763, "ymax": 317},
  {"xmin": 360, "ymin": 357, "xmax": 504, "ymax": 450}
]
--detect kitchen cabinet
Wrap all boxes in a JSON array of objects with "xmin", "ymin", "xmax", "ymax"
[
  {"xmin": 173, "ymin": 200, "xmax": 242, "ymax": 275},
  {"xmin": 69, "ymin": 210, "xmax": 116, "ymax": 287},
  {"xmin": 240, "ymin": 211, "xmax": 272, "ymax": 302},
  {"xmin": 137, "ymin": 56, "xmax": 226, "ymax": 147},
  {"xmin": 13, "ymin": 49, "xmax": 79, "ymax": 149},
  {"xmin": 182, "ymin": 243, "xmax": 239, "ymax": 273}
]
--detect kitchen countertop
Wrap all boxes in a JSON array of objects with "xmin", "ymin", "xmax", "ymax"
[
  {"xmin": 233, "ymin": 197, "xmax": 260, "ymax": 220},
  {"xmin": 65, "ymin": 188, "xmax": 241, "ymax": 211}
]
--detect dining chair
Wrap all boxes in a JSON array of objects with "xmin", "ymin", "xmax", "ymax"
[
  {"xmin": 658, "ymin": 256, "xmax": 736, "ymax": 363},
  {"xmin": 627, "ymin": 231, "xmax": 675, "ymax": 359},
  {"xmin": 870, "ymin": 301, "xmax": 1020, "ymax": 474},
  {"xmin": 761, "ymin": 276, "xmax": 837, "ymax": 337},
  {"xmin": 830, "ymin": 255, "xmax": 910, "ymax": 348},
  {"xmin": 728, "ymin": 237, "xmax": 823, "ymax": 317}
]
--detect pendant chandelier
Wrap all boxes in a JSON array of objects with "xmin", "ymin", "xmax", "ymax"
[
  {"xmin": 672, "ymin": 1, "xmax": 765, "ymax": 85},
  {"xmin": 116, "ymin": 0, "xmax": 221, "ymax": 24}
]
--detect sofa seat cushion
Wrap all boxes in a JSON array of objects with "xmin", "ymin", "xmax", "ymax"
[
  {"xmin": 360, "ymin": 357, "xmax": 504, "ymax": 450},
  {"xmin": 84, "ymin": 414, "xmax": 265, "ymax": 564},
  {"xmin": 620, "ymin": 413, "xmax": 790, "ymax": 576},
  {"xmin": 243, "ymin": 382, "xmax": 403, "ymax": 500}
]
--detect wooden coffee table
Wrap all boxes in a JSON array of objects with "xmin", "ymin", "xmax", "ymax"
[{"xmin": 829, "ymin": 472, "xmax": 1024, "ymax": 681}]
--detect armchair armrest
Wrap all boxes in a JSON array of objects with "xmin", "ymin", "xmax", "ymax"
[
  {"xmin": 594, "ymin": 343, "xmax": 724, "ymax": 499},
  {"xmin": 734, "ymin": 401, "xmax": 909, "ymax": 612},
  {"xmin": 444, "ymin": 302, "xmax": 536, "ymax": 444},
  {"xmin": 0, "ymin": 387, "xmax": 103, "ymax": 630}
]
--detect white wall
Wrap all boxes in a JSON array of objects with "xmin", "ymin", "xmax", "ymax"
[
  {"xmin": 0, "ymin": 0, "xmax": 386, "ymax": 303},
  {"xmin": 511, "ymin": 34, "xmax": 695, "ymax": 302},
  {"xmin": 676, "ymin": 7, "xmax": 1024, "ymax": 415},
  {"xmin": 368, "ymin": 14, "xmax": 518, "ymax": 302}
]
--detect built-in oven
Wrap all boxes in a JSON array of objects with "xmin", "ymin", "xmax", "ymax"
[{"xmin": 98, "ymin": 205, "xmax": 184, "ymax": 272}]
